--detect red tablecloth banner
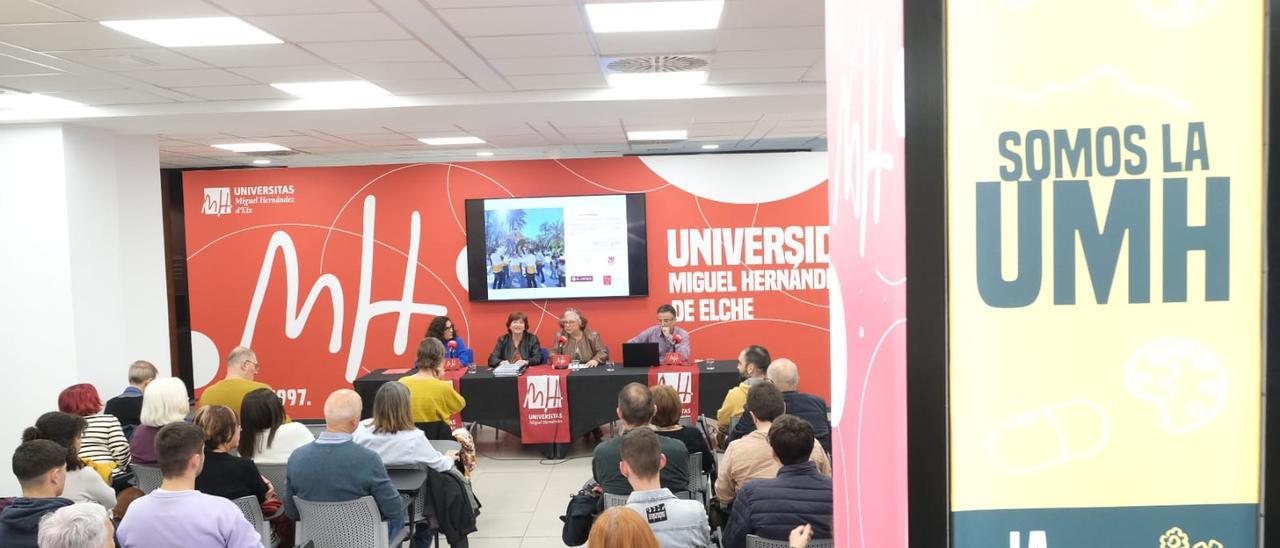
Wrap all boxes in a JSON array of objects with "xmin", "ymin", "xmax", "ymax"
[
  {"xmin": 442, "ymin": 368, "xmax": 467, "ymax": 430},
  {"xmin": 648, "ymin": 365, "xmax": 700, "ymax": 422},
  {"xmin": 517, "ymin": 366, "xmax": 572, "ymax": 444}
]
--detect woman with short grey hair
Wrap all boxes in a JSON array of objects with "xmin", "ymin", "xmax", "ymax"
[{"xmin": 38, "ymin": 503, "xmax": 113, "ymax": 548}]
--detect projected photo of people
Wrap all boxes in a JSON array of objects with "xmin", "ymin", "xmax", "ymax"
[{"xmin": 484, "ymin": 208, "xmax": 565, "ymax": 290}]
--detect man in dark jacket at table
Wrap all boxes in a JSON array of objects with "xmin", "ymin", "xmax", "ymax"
[
  {"xmin": 721, "ymin": 414, "xmax": 833, "ymax": 548},
  {"xmin": 724, "ymin": 359, "xmax": 832, "ymax": 454}
]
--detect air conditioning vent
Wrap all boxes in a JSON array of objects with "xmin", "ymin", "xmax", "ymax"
[{"xmin": 604, "ymin": 55, "xmax": 709, "ymax": 74}]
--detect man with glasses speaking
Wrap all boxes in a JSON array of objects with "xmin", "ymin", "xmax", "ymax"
[
  {"xmin": 197, "ymin": 346, "xmax": 280, "ymax": 419},
  {"xmin": 627, "ymin": 304, "xmax": 692, "ymax": 362}
]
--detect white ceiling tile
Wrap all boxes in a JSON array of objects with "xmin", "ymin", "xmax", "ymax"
[
  {"xmin": 301, "ymin": 41, "xmax": 440, "ymax": 63},
  {"xmin": 467, "ymin": 34, "xmax": 594, "ymax": 59},
  {"xmin": 375, "ymin": 79, "xmax": 481, "ymax": 95},
  {"xmin": 711, "ymin": 49, "xmax": 822, "ymax": 69},
  {"xmin": 0, "ymin": 54, "xmax": 62, "ymax": 76},
  {"xmin": 48, "ymin": 48, "xmax": 211, "ymax": 71},
  {"xmin": 716, "ymin": 26, "xmax": 825, "ymax": 51},
  {"xmin": 45, "ymin": 88, "xmax": 174, "ymax": 105},
  {"xmin": 596, "ymin": 30, "xmax": 715, "ymax": 56},
  {"xmin": 506, "ymin": 73, "xmax": 606, "ymax": 91},
  {"xmin": 802, "ymin": 63, "xmax": 825, "ymax": 82},
  {"xmin": 208, "ymin": 0, "xmax": 378, "ymax": 16},
  {"xmin": 719, "ymin": 0, "xmax": 824, "ymax": 28},
  {"xmin": 174, "ymin": 44, "xmax": 324, "ymax": 68},
  {"xmin": 340, "ymin": 62, "xmax": 461, "ymax": 81},
  {"xmin": 0, "ymin": 22, "xmax": 155, "ymax": 51},
  {"xmin": 0, "ymin": 1, "xmax": 83, "ymax": 23},
  {"xmin": 708, "ymin": 67, "xmax": 806, "ymax": 84},
  {"xmin": 0, "ymin": 73, "xmax": 121, "ymax": 92},
  {"xmin": 490, "ymin": 56, "xmax": 601, "ymax": 76},
  {"xmin": 229, "ymin": 65, "xmax": 357, "ymax": 84},
  {"xmin": 37, "ymin": 0, "xmax": 227, "ymax": 20},
  {"xmin": 426, "ymin": 0, "xmax": 575, "ymax": 7},
  {"xmin": 171, "ymin": 84, "xmax": 293, "ymax": 100},
  {"xmin": 247, "ymin": 13, "xmax": 412, "ymax": 43},
  {"xmin": 124, "ymin": 68, "xmax": 254, "ymax": 87},
  {"xmin": 437, "ymin": 5, "xmax": 586, "ymax": 36},
  {"xmin": 487, "ymin": 135, "xmax": 551, "ymax": 146}
]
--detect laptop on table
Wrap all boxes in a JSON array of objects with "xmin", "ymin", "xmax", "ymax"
[{"xmin": 621, "ymin": 342, "xmax": 660, "ymax": 368}]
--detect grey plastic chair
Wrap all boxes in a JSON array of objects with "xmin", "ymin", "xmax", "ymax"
[
  {"xmin": 255, "ymin": 463, "xmax": 287, "ymax": 498},
  {"xmin": 746, "ymin": 534, "xmax": 834, "ymax": 548},
  {"xmin": 131, "ymin": 464, "xmax": 162, "ymax": 494},
  {"xmin": 428, "ymin": 439, "xmax": 461, "ymax": 455},
  {"xmin": 687, "ymin": 453, "xmax": 708, "ymax": 504},
  {"xmin": 602, "ymin": 493, "xmax": 629, "ymax": 509},
  {"xmin": 230, "ymin": 496, "xmax": 274, "ymax": 548},
  {"xmin": 294, "ymin": 496, "xmax": 408, "ymax": 548}
]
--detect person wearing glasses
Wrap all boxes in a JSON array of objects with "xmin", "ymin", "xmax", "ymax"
[
  {"xmin": 554, "ymin": 308, "xmax": 608, "ymax": 367},
  {"xmin": 197, "ymin": 346, "xmax": 279, "ymax": 420},
  {"xmin": 626, "ymin": 304, "xmax": 691, "ymax": 361}
]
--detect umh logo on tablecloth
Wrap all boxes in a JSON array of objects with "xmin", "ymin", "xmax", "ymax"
[
  {"xmin": 650, "ymin": 366, "xmax": 699, "ymax": 420},
  {"xmin": 517, "ymin": 368, "xmax": 572, "ymax": 444},
  {"xmin": 523, "ymin": 375, "xmax": 564, "ymax": 411}
]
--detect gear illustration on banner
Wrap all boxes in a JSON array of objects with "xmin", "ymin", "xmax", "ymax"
[
  {"xmin": 1124, "ymin": 336, "xmax": 1228, "ymax": 433},
  {"xmin": 1160, "ymin": 526, "xmax": 1223, "ymax": 548}
]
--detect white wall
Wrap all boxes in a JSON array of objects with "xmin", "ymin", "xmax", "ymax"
[{"xmin": 0, "ymin": 124, "xmax": 168, "ymax": 495}]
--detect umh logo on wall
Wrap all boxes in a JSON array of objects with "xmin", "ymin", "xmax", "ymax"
[
  {"xmin": 202, "ymin": 187, "xmax": 231, "ymax": 216},
  {"xmin": 523, "ymin": 375, "xmax": 564, "ymax": 411}
]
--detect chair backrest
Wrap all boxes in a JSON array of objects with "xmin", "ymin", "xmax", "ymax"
[
  {"xmin": 428, "ymin": 439, "xmax": 461, "ymax": 455},
  {"xmin": 729, "ymin": 414, "xmax": 741, "ymax": 435},
  {"xmin": 746, "ymin": 534, "xmax": 834, "ymax": 548},
  {"xmin": 255, "ymin": 463, "xmax": 287, "ymax": 498},
  {"xmin": 415, "ymin": 421, "xmax": 453, "ymax": 440},
  {"xmin": 686, "ymin": 453, "xmax": 704, "ymax": 492},
  {"xmin": 602, "ymin": 493, "xmax": 629, "ymax": 509},
  {"xmin": 231, "ymin": 496, "xmax": 271, "ymax": 548},
  {"xmin": 293, "ymin": 496, "xmax": 390, "ymax": 548},
  {"xmin": 131, "ymin": 464, "xmax": 163, "ymax": 494},
  {"xmin": 386, "ymin": 465, "xmax": 430, "ymax": 523}
]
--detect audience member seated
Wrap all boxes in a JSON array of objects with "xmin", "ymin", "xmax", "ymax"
[
  {"xmin": 587, "ymin": 507, "xmax": 660, "ymax": 548},
  {"xmin": 399, "ymin": 337, "xmax": 466, "ymax": 424},
  {"xmin": 0, "ymin": 440, "xmax": 73, "ymax": 548},
  {"xmin": 555, "ymin": 308, "xmax": 608, "ymax": 367},
  {"xmin": 192, "ymin": 405, "xmax": 269, "ymax": 504},
  {"xmin": 130, "ymin": 377, "xmax": 190, "ymax": 466},
  {"xmin": 427, "ymin": 315, "xmax": 475, "ymax": 365},
  {"xmin": 117, "ymin": 423, "xmax": 261, "ymax": 547},
  {"xmin": 649, "ymin": 384, "xmax": 715, "ymax": 480},
  {"xmin": 592, "ymin": 383, "xmax": 688, "ymax": 495},
  {"xmin": 715, "ymin": 383, "xmax": 830, "ymax": 505},
  {"xmin": 627, "ymin": 304, "xmax": 691, "ymax": 361},
  {"xmin": 22, "ymin": 413, "xmax": 115, "ymax": 511},
  {"xmin": 724, "ymin": 359, "xmax": 833, "ymax": 454},
  {"xmin": 487, "ymin": 311, "xmax": 544, "ymax": 367},
  {"xmin": 37, "ymin": 502, "xmax": 114, "ymax": 548},
  {"xmin": 198, "ymin": 346, "xmax": 277, "ymax": 419},
  {"xmin": 284, "ymin": 390, "xmax": 404, "ymax": 540},
  {"xmin": 620, "ymin": 428, "xmax": 710, "ymax": 547},
  {"xmin": 354, "ymin": 382, "xmax": 458, "ymax": 472},
  {"xmin": 722, "ymin": 415, "xmax": 834, "ymax": 548},
  {"xmin": 717, "ymin": 345, "xmax": 771, "ymax": 437},
  {"xmin": 238, "ymin": 388, "xmax": 314, "ymax": 464},
  {"xmin": 58, "ymin": 383, "xmax": 132, "ymax": 491},
  {"xmin": 104, "ymin": 360, "xmax": 157, "ymax": 438}
]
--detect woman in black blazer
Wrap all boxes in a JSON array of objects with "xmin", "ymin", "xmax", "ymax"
[{"xmin": 487, "ymin": 311, "xmax": 545, "ymax": 366}]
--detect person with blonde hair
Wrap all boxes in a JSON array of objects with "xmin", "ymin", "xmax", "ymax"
[
  {"xmin": 129, "ymin": 377, "xmax": 190, "ymax": 466},
  {"xmin": 353, "ymin": 382, "xmax": 457, "ymax": 471},
  {"xmin": 587, "ymin": 506, "xmax": 660, "ymax": 548}
]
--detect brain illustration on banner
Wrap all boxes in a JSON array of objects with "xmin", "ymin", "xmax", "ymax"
[{"xmin": 182, "ymin": 154, "xmax": 829, "ymax": 419}]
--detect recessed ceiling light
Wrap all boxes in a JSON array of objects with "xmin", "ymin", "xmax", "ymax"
[
  {"xmin": 252, "ymin": 159, "xmax": 272, "ymax": 165},
  {"xmin": 586, "ymin": 1, "xmax": 724, "ymax": 33},
  {"xmin": 0, "ymin": 91, "xmax": 82, "ymax": 110},
  {"xmin": 270, "ymin": 81, "xmax": 390, "ymax": 99},
  {"xmin": 627, "ymin": 130, "xmax": 687, "ymax": 142},
  {"xmin": 101, "ymin": 17, "xmax": 281, "ymax": 48},
  {"xmin": 608, "ymin": 71, "xmax": 708, "ymax": 90},
  {"xmin": 211, "ymin": 143, "xmax": 290, "ymax": 153},
  {"xmin": 419, "ymin": 136, "xmax": 486, "ymax": 146},
  {"xmin": 701, "ymin": 144, "xmax": 720, "ymax": 150},
  {"xmin": 476, "ymin": 151, "xmax": 495, "ymax": 157}
]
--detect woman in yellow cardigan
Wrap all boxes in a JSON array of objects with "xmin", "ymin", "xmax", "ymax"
[{"xmin": 399, "ymin": 337, "xmax": 466, "ymax": 424}]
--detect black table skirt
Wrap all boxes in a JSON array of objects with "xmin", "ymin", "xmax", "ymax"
[{"xmin": 353, "ymin": 361, "xmax": 742, "ymax": 440}]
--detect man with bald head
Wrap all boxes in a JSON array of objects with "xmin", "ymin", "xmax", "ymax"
[
  {"xmin": 723, "ymin": 359, "xmax": 832, "ymax": 454},
  {"xmin": 284, "ymin": 390, "xmax": 404, "ymax": 539},
  {"xmin": 198, "ymin": 346, "xmax": 278, "ymax": 419}
]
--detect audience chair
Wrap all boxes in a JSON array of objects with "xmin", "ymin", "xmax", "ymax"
[
  {"xmin": 415, "ymin": 421, "xmax": 454, "ymax": 440},
  {"xmin": 131, "ymin": 464, "xmax": 162, "ymax": 494},
  {"xmin": 293, "ymin": 496, "xmax": 409, "ymax": 548},
  {"xmin": 428, "ymin": 439, "xmax": 461, "ymax": 455},
  {"xmin": 746, "ymin": 534, "xmax": 834, "ymax": 548},
  {"xmin": 728, "ymin": 415, "xmax": 741, "ymax": 438},
  {"xmin": 602, "ymin": 493, "xmax": 629, "ymax": 509},
  {"xmin": 255, "ymin": 463, "xmax": 287, "ymax": 498},
  {"xmin": 231, "ymin": 496, "xmax": 277, "ymax": 548},
  {"xmin": 687, "ymin": 453, "xmax": 709, "ymax": 505}
]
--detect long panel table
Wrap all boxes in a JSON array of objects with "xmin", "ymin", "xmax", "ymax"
[{"xmin": 353, "ymin": 361, "xmax": 741, "ymax": 452}]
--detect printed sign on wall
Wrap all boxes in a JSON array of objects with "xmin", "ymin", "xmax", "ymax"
[{"xmin": 947, "ymin": 0, "xmax": 1263, "ymax": 545}]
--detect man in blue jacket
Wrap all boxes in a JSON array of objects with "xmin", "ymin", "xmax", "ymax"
[
  {"xmin": 0, "ymin": 440, "xmax": 74, "ymax": 548},
  {"xmin": 722, "ymin": 415, "xmax": 833, "ymax": 548}
]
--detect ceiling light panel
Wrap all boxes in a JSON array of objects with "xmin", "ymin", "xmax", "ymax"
[
  {"xmin": 101, "ymin": 18, "xmax": 282, "ymax": 48},
  {"xmin": 270, "ymin": 80, "xmax": 389, "ymax": 99},
  {"xmin": 627, "ymin": 130, "xmax": 687, "ymax": 141},
  {"xmin": 211, "ymin": 143, "xmax": 290, "ymax": 152},
  {"xmin": 420, "ymin": 137, "xmax": 485, "ymax": 146},
  {"xmin": 586, "ymin": 1, "xmax": 724, "ymax": 33}
]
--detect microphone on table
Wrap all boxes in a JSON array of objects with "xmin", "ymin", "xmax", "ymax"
[
  {"xmin": 672, "ymin": 334, "xmax": 683, "ymax": 345},
  {"xmin": 447, "ymin": 339, "xmax": 458, "ymax": 358},
  {"xmin": 558, "ymin": 335, "xmax": 568, "ymax": 352}
]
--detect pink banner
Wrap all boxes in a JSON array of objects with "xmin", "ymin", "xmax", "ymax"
[{"xmin": 826, "ymin": 0, "xmax": 908, "ymax": 546}]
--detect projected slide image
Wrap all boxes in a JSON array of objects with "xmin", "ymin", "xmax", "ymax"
[{"xmin": 484, "ymin": 207, "xmax": 564, "ymax": 290}]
